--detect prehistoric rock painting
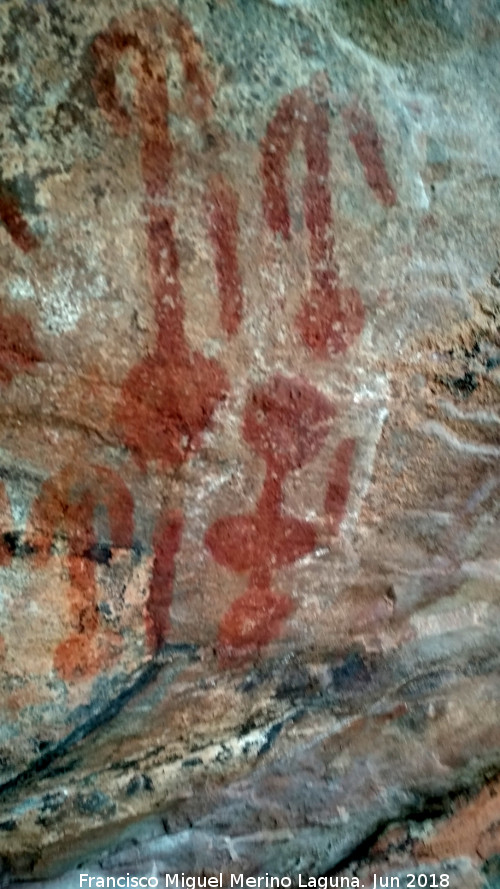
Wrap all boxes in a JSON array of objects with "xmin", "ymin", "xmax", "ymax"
[
  {"xmin": 0, "ymin": 185, "xmax": 39, "ymax": 253},
  {"xmin": 205, "ymin": 174, "xmax": 244, "ymax": 338},
  {"xmin": 27, "ymin": 465, "xmax": 134, "ymax": 680},
  {"xmin": 0, "ymin": 304, "xmax": 42, "ymax": 385},
  {"xmin": 205, "ymin": 374, "xmax": 356, "ymax": 661},
  {"xmin": 144, "ymin": 507, "xmax": 183, "ymax": 651},
  {"xmin": 0, "ymin": 8, "xmax": 394, "ymax": 674},
  {"xmin": 324, "ymin": 437, "xmax": 356, "ymax": 535},
  {"xmin": 91, "ymin": 9, "xmax": 234, "ymax": 655},
  {"xmin": 92, "ymin": 10, "xmax": 228, "ymax": 471},
  {"xmin": 261, "ymin": 89, "xmax": 366, "ymax": 356},
  {"xmin": 342, "ymin": 103, "xmax": 397, "ymax": 208}
]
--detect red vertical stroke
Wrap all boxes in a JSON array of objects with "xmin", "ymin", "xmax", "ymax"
[
  {"xmin": 324, "ymin": 437, "xmax": 356, "ymax": 534},
  {"xmin": 342, "ymin": 104, "xmax": 397, "ymax": 207},
  {"xmin": 145, "ymin": 509, "xmax": 183, "ymax": 652},
  {"xmin": 206, "ymin": 174, "xmax": 244, "ymax": 337}
]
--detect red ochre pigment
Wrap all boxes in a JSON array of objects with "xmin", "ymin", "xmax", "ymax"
[
  {"xmin": 90, "ymin": 10, "xmax": 229, "ymax": 657},
  {"xmin": 0, "ymin": 188, "xmax": 39, "ymax": 253},
  {"xmin": 261, "ymin": 88, "xmax": 365, "ymax": 356},
  {"xmin": 0, "ymin": 306, "xmax": 42, "ymax": 385},
  {"xmin": 206, "ymin": 374, "xmax": 337, "ymax": 662},
  {"xmin": 324, "ymin": 437, "xmax": 356, "ymax": 534},
  {"xmin": 28, "ymin": 465, "xmax": 134, "ymax": 680},
  {"xmin": 342, "ymin": 104, "xmax": 397, "ymax": 207},
  {"xmin": 205, "ymin": 173, "xmax": 244, "ymax": 337},
  {"xmin": 145, "ymin": 508, "xmax": 183, "ymax": 652},
  {"xmin": 92, "ymin": 12, "xmax": 228, "ymax": 471}
]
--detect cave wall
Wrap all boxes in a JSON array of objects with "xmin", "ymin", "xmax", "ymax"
[{"xmin": 0, "ymin": 0, "xmax": 500, "ymax": 885}]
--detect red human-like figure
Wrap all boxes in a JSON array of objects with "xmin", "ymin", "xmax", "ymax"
[
  {"xmin": 28, "ymin": 464, "xmax": 134, "ymax": 680},
  {"xmin": 206, "ymin": 374, "xmax": 337, "ymax": 662},
  {"xmin": 92, "ymin": 11, "xmax": 234, "ymax": 652},
  {"xmin": 92, "ymin": 10, "xmax": 228, "ymax": 471},
  {"xmin": 261, "ymin": 89, "xmax": 365, "ymax": 356}
]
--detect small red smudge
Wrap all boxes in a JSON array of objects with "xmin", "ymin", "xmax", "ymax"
[
  {"xmin": 324, "ymin": 437, "xmax": 356, "ymax": 534},
  {"xmin": 0, "ymin": 308, "xmax": 42, "ymax": 385},
  {"xmin": 217, "ymin": 586, "xmax": 294, "ymax": 664},
  {"xmin": 205, "ymin": 173, "xmax": 244, "ymax": 337},
  {"xmin": 0, "ymin": 188, "xmax": 39, "ymax": 253},
  {"xmin": 342, "ymin": 104, "xmax": 397, "ymax": 207},
  {"xmin": 145, "ymin": 509, "xmax": 183, "ymax": 652}
]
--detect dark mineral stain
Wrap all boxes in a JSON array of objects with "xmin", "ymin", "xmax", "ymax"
[
  {"xmin": 275, "ymin": 666, "xmax": 317, "ymax": 701},
  {"xmin": 446, "ymin": 371, "xmax": 478, "ymax": 398},
  {"xmin": 329, "ymin": 651, "xmax": 370, "ymax": 690},
  {"xmin": 126, "ymin": 774, "xmax": 154, "ymax": 796},
  {"xmin": 258, "ymin": 720, "xmax": 284, "ymax": 757},
  {"xmin": 84, "ymin": 542, "xmax": 113, "ymax": 565},
  {"xmin": 75, "ymin": 790, "xmax": 116, "ymax": 816}
]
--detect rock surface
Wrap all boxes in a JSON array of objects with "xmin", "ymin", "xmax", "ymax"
[{"xmin": 0, "ymin": 0, "xmax": 499, "ymax": 884}]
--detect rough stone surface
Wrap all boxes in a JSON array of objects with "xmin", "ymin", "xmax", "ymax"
[{"xmin": 0, "ymin": 0, "xmax": 499, "ymax": 884}]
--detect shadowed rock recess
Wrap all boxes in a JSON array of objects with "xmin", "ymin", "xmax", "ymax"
[{"xmin": 0, "ymin": 0, "xmax": 499, "ymax": 885}]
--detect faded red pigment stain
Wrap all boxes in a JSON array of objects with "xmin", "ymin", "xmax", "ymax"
[
  {"xmin": 145, "ymin": 508, "xmax": 183, "ymax": 651},
  {"xmin": 324, "ymin": 437, "xmax": 356, "ymax": 534},
  {"xmin": 0, "ymin": 306, "xmax": 42, "ymax": 385},
  {"xmin": 0, "ymin": 482, "xmax": 13, "ymax": 567},
  {"xmin": 0, "ymin": 187, "xmax": 39, "ymax": 253},
  {"xmin": 92, "ymin": 12, "xmax": 228, "ymax": 471},
  {"xmin": 261, "ymin": 89, "xmax": 365, "ymax": 356},
  {"xmin": 205, "ymin": 173, "xmax": 244, "ymax": 337},
  {"xmin": 342, "ymin": 104, "xmax": 397, "ymax": 207},
  {"xmin": 206, "ymin": 374, "xmax": 336, "ymax": 663},
  {"xmin": 28, "ymin": 464, "xmax": 134, "ymax": 680}
]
